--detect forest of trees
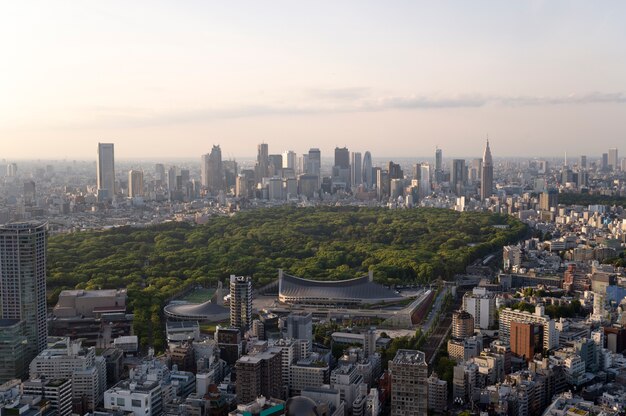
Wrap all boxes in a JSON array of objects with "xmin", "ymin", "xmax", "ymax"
[{"xmin": 47, "ymin": 206, "xmax": 528, "ymax": 350}]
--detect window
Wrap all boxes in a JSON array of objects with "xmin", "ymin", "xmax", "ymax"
[
  {"xmin": 117, "ymin": 398, "xmax": 125, "ymax": 406},
  {"xmin": 132, "ymin": 399, "xmax": 142, "ymax": 408}
]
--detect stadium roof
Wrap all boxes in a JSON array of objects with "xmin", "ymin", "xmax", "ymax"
[
  {"xmin": 278, "ymin": 271, "xmax": 402, "ymax": 305},
  {"xmin": 163, "ymin": 300, "xmax": 229, "ymax": 322}
]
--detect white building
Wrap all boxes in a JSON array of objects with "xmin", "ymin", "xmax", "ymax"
[
  {"xmin": 499, "ymin": 305, "xmax": 559, "ymax": 351},
  {"xmin": 104, "ymin": 379, "xmax": 162, "ymax": 416},
  {"xmin": 462, "ymin": 287, "xmax": 496, "ymax": 329}
]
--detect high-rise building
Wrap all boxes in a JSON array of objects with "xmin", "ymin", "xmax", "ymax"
[
  {"xmin": 268, "ymin": 154, "xmax": 283, "ymax": 177},
  {"xmin": 499, "ymin": 305, "xmax": 559, "ymax": 351},
  {"xmin": 97, "ymin": 143, "xmax": 115, "ymax": 201},
  {"xmin": 452, "ymin": 310, "xmax": 475, "ymax": 339},
  {"xmin": 0, "ymin": 222, "xmax": 48, "ymax": 364},
  {"xmin": 282, "ymin": 150, "xmax": 297, "ymax": 170},
  {"xmin": 451, "ymin": 159, "xmax": 466, "ymax": 196},
  {"xmin": 201, "ymin": 145, "xmax": 224, "ymax": 193},
  {"xmin": 128, "ymin": 170, "xmax": 144, "ymax": 197},
  {"xmin": 601, "ymin": 153, "xmax": 609, "ymax": 170},
  {"xmin": 0, "ymin": 320, "xmax": 27, "ymax": 382},
  {"xmin": 435, "ymin": 147, "xmax": 443, "ymax": 183},
  {"xmin": 334, "ymin": 147, "xmax": 350, "ymax": 169},
  {"xmin": 351, "ymin": 152, "xmax": 362, "ymax": 188},
  {"xmin": 390, "ymin": 349, "xmax": 428, "ymax": 416},
  {"xmin": 256, "ymin": 143, "xmax": 269, "ymax": 181},
  {"xmin": 462, "ymin": 287, "xmax": 495, "ymax": 330},
  {"xmin": 229, "ymin": 275, "xmax": 252, "ymax": 331},
  {"xmin": 22, "ymin": 378, "xmax": 72, "ymax": 416},
  {"xmin": 480, "ymin": 140, "xmax": 493, "ymax": 200},
  {"xmin": 286, "ymin": 312, "xmax": 312, "ymax": 357},
  {"xmin": 332, "ymin": 147, "xmax": 351, "ymax": 189},
  {"xmin": 579, "ymin": 155, "xmax": 587, "ymax": 170},
  {"xmin": 155, "ymin": 163, "xmax": 166, "ymax": 183},
  {"xmin": 362, "ymin": 151, "xmax": 373, "ymax": 189},
  {"xmin": 608, "ymin": 148, "xmax": 619, "ymax": 171},
  {"xmin": 307, "ymin": 148, "xmax": 321, "ymax": 178},
  {"xmin": 540, "ymin": 189, "xmax": 559, "ymax": 212},
  {"xmin": 419, "ymin": 165, "xmax": 431, "ymax": 198}
]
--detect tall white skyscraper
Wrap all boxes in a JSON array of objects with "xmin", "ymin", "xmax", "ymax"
[
  {"xmin": 0, "ymin": 222, "xmax": 48, "ymax": 363},
  {"xmin": 608, "ymin": 148, "xmax": 619, "ymax": 171},
  {"xmin": 97, "ymin": 143, "xmax": 115, "ymax": 201},
  {"xmin": 282, "ymin": 150, "xmax": 297, "ymax": 170},
  {"xmin": 419, "ymin": 165, "xmax": 431, "ymax": 198}
]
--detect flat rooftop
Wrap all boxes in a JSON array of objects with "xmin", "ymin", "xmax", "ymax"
[{"xmin": 392, "ymin": 349, "xmax": 426, "ymax": 365}]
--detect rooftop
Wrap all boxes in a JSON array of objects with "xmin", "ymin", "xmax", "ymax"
[{"xmin": 392, "ymin": 349, "xmax": 426, "ymax": 365}]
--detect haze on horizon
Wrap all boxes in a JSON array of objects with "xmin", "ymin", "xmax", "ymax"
[{"xmin": 1, "ymin": 1, "xmax": 625, "ymax": 160}]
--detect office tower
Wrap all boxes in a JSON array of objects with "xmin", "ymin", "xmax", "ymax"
[
  {"xmin": 539, "ymin": 189, "xmax": 559, "ymax": 211},
  {"xmin": 388, "ymin": 161, "xmax": 403, "ymax": 180},
  {"xmin": 268, "ymin": 154, "xmax": 283, "ymax": 177},
  {"xmin": 223, "ymin": 160, "xmax": 238, "ymax": 190},
  {"xmin": 390, "ymin": 349, "xmax": 428, "ymax": 416},
  {"xmin": 167, "ymin": 166, "xmax": 178, "ymax": 191},
  {"xmin": 451, "ymin": 159, "xmax": 466, "ymax": 196},
  {"xmin": 0, "ymin": 222, "xmax": 48, "ymax": 363},
  {"xmin": 412, "ymin": 164, "xmax": 421, "ymax": 181},
  {"xmin": 230, "ymin": 275, "xmax": 252, "ymax": 331},
  {"xmin": 236, "ymin": 348, "xmax": 283, "ymax": 404},
  {"xmin": 469, "ymin": 158, "xmax": 482, "ymax": 183},
  {"xmin": 201, "ymin": 145, "xmax": 224, "ymax": 193},
  {"xmin": 6, "ymin": 163, "xmax": 18, "ymax": 177},
  {"xmin": 333, "ymin": 147, "xmax": 351, "ymax": 189},
  {"xmin": 256, "ymin": 143, "xmax": 269, "ymax": 181},
  {"xmin": 579, "ymin": 155, "xmax": 587, "ymax": 170},
  {"xmin": 480, "ymin": 140, "xmax": 494, "ymax": 200},
  {"xmin": 427, "ymin": 374, "xmax": 448, "ymax": 414},
  {"xmin": 601, "ymin": 153, "xmax": 608, "ymax": 170},
  {"xmin": 155, "ymin": 163, "xmax": 166, "ymax": 183},
  {"xmin": 362, "ymin": 151, "xmax": 373, "ymax": 189},
  {"xmin": 376, "ymin": 169, "xmax": 389, "ymax": 200},
  {"xmin": 23, "ymin": 180, "xmax": 36, "ymax": 204},
  {"xmin": 510, "ymin": 321, "xmax": 543, "ymax": 361},
  {"xmin": 419, "ymin": 165, "xmax": 431, "ymax": 198},
  {"xmin": 97, "ymin": 143, "xmax": 115, "ymax": 201},
  {"xmin": 215, "ymin": 326, "xmax": 243, "ymax": 365},
  {"xmin": 128, "ymin": 170, "xmax": 144, "ymax": 197},
  {"xmin": 622, "ymin": 158, "xmax": 626, "ymax": 172},
  {"xmin": 608, "ymin": 148, "xmax": 618, "ymax": 170},
  {"xmin": 435, "ymin": 147, "xmax": 443, "ymax": 183},
  {"xmin": 452, "ymin": 310, "xmax": 475, "ymax": 339},
  {"xmin": 282, "ymin": 150, "xmax": 297, "ymax": 170},
  {"xmin": 307, "ymin": 148, "xmax": 321, "ymax": 178},
  {"xmin": 298, "ymin": 154, "xmax": 308, "ymax": 175},
  {"xmin": 351, "ymin": 152, "xmax": 362, "ymax": 188}
]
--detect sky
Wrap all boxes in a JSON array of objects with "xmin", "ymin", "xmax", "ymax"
[{"xmin": 0, "ymin": 1, "xmax": 625, "ymax": 160}]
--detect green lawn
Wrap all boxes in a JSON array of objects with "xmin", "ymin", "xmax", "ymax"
[{"xmin": 180, "ymin": 288, "xmax": 215, "ymax": 303}]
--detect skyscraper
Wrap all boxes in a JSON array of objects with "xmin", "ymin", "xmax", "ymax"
[
  {"xmin": 608, "ymin": 148, "xmax": 619, "ymax": 171},
  {"xmin": 362, "ymin": 151, "xmax": 373, "ymax": 189},
  {"xmin": 0, "ymin": 222, "xmax": 48, "ymax": 364},
  {"xmin": 451, "ymin": 159, "xmax": 466, "ymax": 196},
  {"xmin": 351, "ymin": 152, "xmax": 362, "ymax": 188},
  {"xmin": 256, "ymin": 143, "xmax": 269, "ymax": 182},
  {"xmin": 97, "ymin": 143, "xmax": 115, "ymax": 201},
  {"xmin": 435, "ymin": 147, "xmax": 443, "ymax": 184},
  {"xmin": 579, "ymin": 155, "xmax": 587, "ymax": 170},
  {"xmin": 229, "ymin": 275, "xmax": 252, "ymax": 332},
  {"xmin": 480, "ymin": 140, "xmax": 494, "ymax": 201},
  {"xmin": 333, "ymin": 147, "xmax": 351, "ymax": 189},
  {"xmin": 307, "ymin": 148, "xmax": 321, "ymax": 176},
  {"xmin": 282, "ymin": 150, "xmax": 297, "ymax": 170},
  {"xmin": 201, "ymin": 145, "xmax": 224, "ymax": 193},
  {"xmin": 128, "ymin": 170, "xmax": 144, "ymax": 197}
]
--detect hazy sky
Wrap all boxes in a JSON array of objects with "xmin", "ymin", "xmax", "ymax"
[{"xmin": 1, "ymin": 1, "xmax": 625, "ymax": 159}]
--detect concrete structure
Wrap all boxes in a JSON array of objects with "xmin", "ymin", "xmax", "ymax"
[
  {"xmin": 104, "ymin": 379, "xmax": 162, "ymax": 416},
  {"xmin": 97, "ymin": 143, "xmax": 115, "ymax": 201},
  {"xmin": 230, "ymin": 275, "xmax": 252, "ymax": 331},
  {"xmin": 510, "ymin": 321, "xmax": 543, "ymax": 361},
  {"xmin": 128, "ymin": 169, "xmax": 144, "ymax": 197},
  {"xmin": 53, "ymin": 289, "xmax": 127, "ymax": 318},
  {"xmin": 290, "ymin": 358, "xmax": 329, "ymax": 396},
  {"xmin": 0, "ymin": 319, "xmax": 27, "ymax": 383},
  {"xmin": 390, "ymin": 349, "xmax": 427, "ymax": 416},
  {"xmin": 0, "ymin": 222, "xmax": 48, "ymax": 364},
  {"xmin": 427, "ymin": 374, "xmax": 448, "ymax": 413}
]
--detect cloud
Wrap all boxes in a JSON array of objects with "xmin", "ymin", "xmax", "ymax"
[{"xmin": 48, "ymin": 90, "xmax": 626, "ymax": 130}]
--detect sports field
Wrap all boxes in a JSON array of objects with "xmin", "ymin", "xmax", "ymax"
[{"xmin": 180, "ymin": 287, "xmax": 215, "ymax": 303}]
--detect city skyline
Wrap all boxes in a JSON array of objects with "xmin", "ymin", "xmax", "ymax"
[{"xmin": 1, "ymin": 1, "xmax": 625, "ymax": 158}]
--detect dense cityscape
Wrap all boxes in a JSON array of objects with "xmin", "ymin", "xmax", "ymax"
[{"xmin": 0, "ymin": 140, "xmax": 625, "ymax": 416}]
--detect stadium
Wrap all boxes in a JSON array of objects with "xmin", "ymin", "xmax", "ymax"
[{"xmin": 278, "ymin": 269, "xmax": 404, "ymax": 306}]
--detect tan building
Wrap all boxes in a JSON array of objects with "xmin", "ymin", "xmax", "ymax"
[
  {"xmin": 390, "ymin": 349, "xmax": 428, "ymax": 416},
  {"xmin": 427, "ymin": 373, "xmax": 448, "ymax": 413},
  {"xmin": 452, "ymin": 310, "xmax": 474, "ymax": 339}
]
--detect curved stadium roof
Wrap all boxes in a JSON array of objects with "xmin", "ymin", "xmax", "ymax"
[
  {"xmin": 279, "ymin": 271, "xmax": 402, "ymax": 305},
  {"xmin": 164, "ymin": 300, "xmax": 229, "ymax": 322}
]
